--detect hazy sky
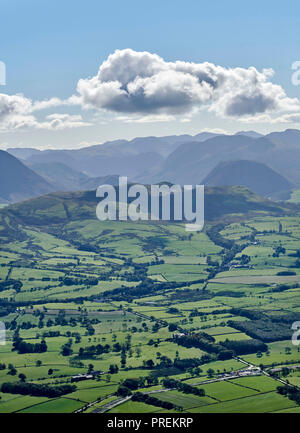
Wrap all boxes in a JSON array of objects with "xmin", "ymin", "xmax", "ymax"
[{"xmin": 1, "ymin": 0, "xmax": 300, "ymax": 149}]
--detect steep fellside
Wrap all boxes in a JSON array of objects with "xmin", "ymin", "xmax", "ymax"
[
  {"xmin": 0, "ymin": 150, "xmax": 53, "ymax": 203},
  {"xmin": 202, "ymin": 160, "xmax": 293, "ymax": 198}
]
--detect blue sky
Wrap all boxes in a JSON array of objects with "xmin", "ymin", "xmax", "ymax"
[{"xmin": 1, "ymin": 0, "xmax": 300, "ymax": 148}]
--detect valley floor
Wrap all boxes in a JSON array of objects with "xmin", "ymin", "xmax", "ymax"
[{"xmin": 1, "ymin": 211, "xmax": 300, "ymax": 413}]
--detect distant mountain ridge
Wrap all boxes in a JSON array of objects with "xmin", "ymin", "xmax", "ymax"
[
  {"xmin": 235, "ymin": 131, "xmax": 264, "ymax": 139},
  {"xmin": 142, "ymin": 129, "xmax": 300, "ymax": 186},
  {"xmin": 6, "ymin": 131, "xmax": 223, "ymax": 161},
  {"xmin": 27, "ymin": 162, "xmax": 120, "ymax": 192},
  {"xmin": 3, "ymin": 128, "xmax": 300, "ymax": 203},
  {"xmin": 0, "ymin": 150, "xmax": 53, "ymax": 203},
  {"xmin": 202, "ymin": 160, "xmax": 293, "ymax": 198},
  {"xmin": 142, "ymin": 135, "xmax": 275, "ymax": 184}
]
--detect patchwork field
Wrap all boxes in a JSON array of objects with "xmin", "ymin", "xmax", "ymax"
[{"xmin": 1, "ymin": 202, "xmax": 300, "ymax": 413}]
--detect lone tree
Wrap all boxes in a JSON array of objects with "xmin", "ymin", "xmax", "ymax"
[{"xmin": 18, "ymin": 373, "xmax": 26, "ymax": 382}]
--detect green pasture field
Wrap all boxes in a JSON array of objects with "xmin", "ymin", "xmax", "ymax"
[
  {"xmin": 243, "ymin": 340, "xmax": 300, "ymax": 366},
  {"xmin": 188, "ymin": 391, "xmax": 296, "ymax": 413},
  {"xmin": 212, "ymin": 275, "xmax": 300, "ymax": 285},
  {"xmin": 1, "ymin": 210, "xmax": 300, "ymax": 413},
  {"xmin": 108, "ymin": 400, "xmax": 164, "ymax": 413},
  {"xmin": 0, "ymin": 395, "xmax": 50, "ymax": 413},
  {"xmin": 199, "ymin": 380, "xmax": 259, "ymax": 401},
  {"xmin": 150, "ymin": 390, "xmax": 215, "ymax": 409},
  {"xmin": 18, "ymin": 397, "xmax": 83, "ymax": 413},
  {"xmin": 229, "ymin": 375, "xmax": 278, "ymax": 392}
]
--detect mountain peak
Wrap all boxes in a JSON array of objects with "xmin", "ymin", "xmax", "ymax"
[
  {"xmin": 202, "ymin": 159, "xmax": 293, "ymax": 198},
  {"xmin": 0, "ymin": 150, "xmax": 53, "ymax": 203}
]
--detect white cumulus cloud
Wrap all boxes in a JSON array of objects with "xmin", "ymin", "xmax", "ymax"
[
  {"xmin": 1, "ymin": 49, "xmax": 300, "ymax": 132},
  {"xmin": 0, "ymin": 93, "xmax": 89, "ymax": 131},
  {"xmin": 75, "ymin": 49, "xmax": 300, "ymax": 119}
]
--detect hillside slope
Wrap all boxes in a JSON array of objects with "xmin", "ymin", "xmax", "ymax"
[
  {"xmin": 0, "ymin": 150, "xmax": 53, "ymax": 203},
  {"xmin": 147, "ymin": 135, "xmax": 275, "ymax": 184},
  {"xmin": 202, "ymin": 160, "xmax": 293, "ymax": 198},
  {"xmin": 140, "ymin": 131, "xmax": 300, "ymax": 186},
  {"xmin": 3, "ymin": 185, "xmax": 295, "ymax": 228}
]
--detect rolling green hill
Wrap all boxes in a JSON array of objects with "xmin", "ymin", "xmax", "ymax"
[
  {"xmin": 1, "ymin": 185, "xmax": 295, "ymax": 230},
  {"xmin": 0, "ymin": 182, "xmax": 300, "ymax": 414}
]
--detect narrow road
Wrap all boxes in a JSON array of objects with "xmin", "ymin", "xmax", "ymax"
[
  {"xmin": 86, "ymin": 368, "xmax": 262, "ymax": 413},
  {"xmin": 91, "ymin": 396, "xmax": 132, "ymax": 413},
  {"xmin": 234, "ymin": 356, "xmax": 297, "ymax": 388}
]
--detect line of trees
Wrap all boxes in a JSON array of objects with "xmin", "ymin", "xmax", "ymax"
[
  {"xmin": 162, "ymin": 378, "xmax": 205, "ymax": 396},
  {"xmin": 174, "ymin": 332, "xmax": 233, "ymax": 359},
  {"xmin": 277, "ymin": 385, "xmax": 300, "ymax": 405},
  {"xmin": 1, "ymin": 382, "xmax": 76, "ymax": 398},
  {"xmin": 12, "ymin": 332, "xmax": 47, "ymax": 354},
  {"xmin": 132, "ymin": 391, "xmax": 181, "ymax": 411}
]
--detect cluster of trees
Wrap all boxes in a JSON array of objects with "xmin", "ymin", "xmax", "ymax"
[
  {"xmin": 78, "ymin": 335, "xmax": 133, "ymax": 369},
  {"xmin": 12, "ymin": 332, "xmax": 47, "ymax": 354},
  {"xmin": 174, "ymin": 332, "xmax": 233, "ymax": 359},
  {"xmin": 60, "ymin": 276, "xmax": 99, "ymax": 286},
  {"xmin": 206, "ymin": 256, "xmax": 219, "ymax": 267},
  {"xmin": 100, "ymin": 277, "xmax": 203, "ymax": 302},
  {"xmin": 142, "ymin": 236, "xmax": 168, "ymax": 252},
  {"xmin": 168, "ymin": 288, "xmax": 211, "ymax": 302},
  {"xmin": 206, "ymin": 224, "xmax": 247, "ymax": 278},
  {"xmin": 268, "ymin": 283, "xmax": 297, "ymax": 293},
  {"xmin": 228, "ymin": 311, "xmax": 299, "ymax": 343},
  {"xmin": 1, "ymin": 382, "xmax": 76, "ymax": 398},
  {"xmin": 221, "ymin": 338, "xmax": 268, "ymax": 355},
  {"xmin": 174, "ymin": 329, "xmax": 268, "ymax": 357},
  {"xmin": 277, "ymin": 271, "xmax": 296, "ymax": 276},
  {"xmin": 173, "ymin": 356, "xmax": 214, "ymax": 371},
  {"xmin": 287, "ymin": 250, "xmax": 300, "ymax": 268},
  {"xmin": 124, "ymin": 261, "xmax": 148, "ymax": 282},
  {"xmin": 77, "ymin": 244, "xmax": 99, "ymax": 253},
  {"xmin": 61, "ymin": 339, "xmax": 73, "ymax": 356},
  {"xmin": 109, "ymin": 364, "xmax": 119, "ymax": 374},
  {"xmin": 166, "ymin": 307, "xmax": 180, "ymax": 315},
  {"xmin": 7, "ymin": 363, "xmax": 17, "ymax": 376},
  {"xmin": 122, "ymin": 378, "xmax": 139, "ymax": 390},
  {"xmin": 143, "ymin": 356, "xmax": 172, "ymax": 369},
  {"xmin": 0, "ymin": 305, "xmax": 14, "ymax": 318},
  {"xmin": 42, "ymin": 330, "xmax": 61, "ymax": 338},
  {"xmin": 277, "ymin": 385, "xmax": 300, "ymax": 405},
  {"xmin": 236, "ymin": 254, "xmax": 251, "ymax": 265},
  {"xmin": 119, "ymin": 376, "xmax": 160, "ymax": 390},
  {"xmin": 78, "ymin": 343, "xmax": 111, "ymax": 358},
  {"xmin": 215, "ymin": 290, "xmax": 245, "ymax": 298},
  {"xmin": 116, "ymin": 385, "xmax": 133, "ymax": 397},
  {"xmin": 206, "ymin": 224, "xmax": 235, "ymax": 250},
  {"xmin": 189, "ymin": 309, "xmax": 208, "ymax": 318},
  {"xmin": 0, "ymin": 279, "xmax": 23, "ymax": 293},
  {"xmin": 229, "ymin": 308, "xmax": 265, "ymax": 321},
  {"xmin": 162, "ymin": 378, "xmax": 205, "ymax": 396},
  {"xmin": 273, "ymin": 246, "xmax": 286, "ymax": 257},
  {"xmin": 139, "ymin": 354, "xmax": 215, "ymax": 372},
  {"xmin": 131, "ymin": 391, "xmax": 181, "ymax": 411},
  {"xmin": 217, "ymin": 290, "xmax": 245, "ymax": 298}
]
